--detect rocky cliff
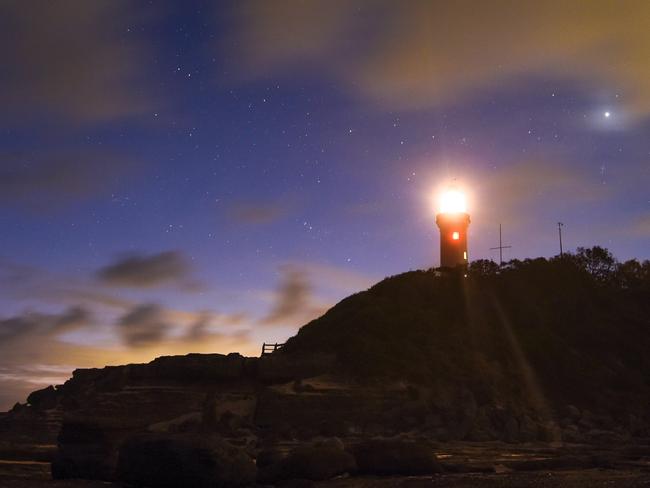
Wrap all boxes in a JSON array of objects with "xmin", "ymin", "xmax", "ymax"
[{"xmin": 2, "ymin": 255, "xmax": 649, "ymax": 484}]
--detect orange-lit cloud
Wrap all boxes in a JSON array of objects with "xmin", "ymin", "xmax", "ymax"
[{"xmin": 226, "ymin": 1, "xmax": 650, "ymax": 117}]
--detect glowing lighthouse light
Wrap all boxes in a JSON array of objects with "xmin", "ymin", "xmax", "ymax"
[
  {"xmin": 435, "ymin": 186, "xmax": 470, "ymax": 268},
  {"xmin": 439, "ymin": 188, "xmax": 467, "ymax": 214}
]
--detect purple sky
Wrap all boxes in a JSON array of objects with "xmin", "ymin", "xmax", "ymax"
[{"xmin": 1, "ymin": 1, "xmax": 649, "ymax": 409}]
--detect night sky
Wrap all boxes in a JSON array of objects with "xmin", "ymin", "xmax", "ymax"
[{"xmin": 1, "ymin": 1, "xmax": 649, "ymax": 409}]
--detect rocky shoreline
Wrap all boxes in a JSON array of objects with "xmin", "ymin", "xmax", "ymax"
[
  {"xmin": 1, "ymin": 352, "xmax": 649, "ymax": 486},
  {"xmin": 2, "ymin": 442, "xmax": 650, "ymax": 487}
]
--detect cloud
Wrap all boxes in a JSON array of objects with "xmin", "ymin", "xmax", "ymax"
[
  {"xmin": 0, "ymin": 259, "xmax": 137, "ymax": 315},
  {"xmin": 181, "ymin": 312, "xmax": 252, "ymax": 347},
  {"xmin": 116, "ymin": 303, "xmax": 171, "ymax": 347},
  {"xmin": 49, "ymin": 306, "xmax": 92, "ymax": 335},
  {"xmin": 262, "ymin": 265, "xmax": 317, "ymax": 324},
  {"xmin": 0, "ymin": 0, "xmax": 157, "ymax": 123},
  {"xmin": 475, "ymin": 160, "xmax": 608, "ymax": 225},
  {"xmin": 0, "ymin": 306, "xmax": 91, "ymax": 343},
  {"xmin": 226, "ymin": 1, "xmax": 650, "ymax": 117},
  {"xmin": 0, "ymin": 258, "xmax": 244, "ymax": 334},
  {"xmin": 228, "ymin": 202, "xmax": 289, "ymax": 225},
  {"xmin": 114, "ymin": 302, "xmax": 256, "ymax": 350},
  {"xmin": 259, "ymin": 262, "xmax": 373, "ymax": 326},
  {"xmin": 0, "ymin": 364, "xmax": 74, "ymax": 391},
  {"xmin": 97, "ymin": 251, "xmax": 194, "ymax": 289},
  {"xmin": 630, "ymin": 214, "xmax": 650, "ymax": 237},
  {"xmin": 0, "ymin": 150, "xmax": 138, "ymax": 212},
  {"xmin": 184, "ymin": 312, "xmax": 213, "ymax": 341},
  {"xmin": 295, "ymin": 262, "xmax": 377, "ymax": 293}
]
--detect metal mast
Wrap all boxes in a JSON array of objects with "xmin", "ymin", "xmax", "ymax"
[{"xmin": 489, "ymin": 224, "xmax": 512, "ymax": 266}]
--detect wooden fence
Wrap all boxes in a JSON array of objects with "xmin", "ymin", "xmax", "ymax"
[{"xmin": 261, "ymin": 342, "xmax": 285, "ymax": 356}]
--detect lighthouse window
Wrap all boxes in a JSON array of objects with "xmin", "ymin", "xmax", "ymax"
[
  {"xmin": 452, "ymin": 231, "xmax": 460, "ymax": 240},
  {"xmin": 464, "ymin": 251, "xmax": 467, "ymax": 260}
]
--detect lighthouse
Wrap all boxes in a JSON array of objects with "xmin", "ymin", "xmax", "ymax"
[{"xmin": 436, "ymin": 188, "xmax": 470, "ymax": 268}]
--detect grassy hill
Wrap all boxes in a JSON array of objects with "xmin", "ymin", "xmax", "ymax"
[{"xmin": 283, "ymin": 248, "xmax": 650, "ymax": 418}]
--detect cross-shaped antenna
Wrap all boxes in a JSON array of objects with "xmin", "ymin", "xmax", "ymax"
[{"xmin": 489, "ymin": 224, "xmax": 512, "ymax": 266}]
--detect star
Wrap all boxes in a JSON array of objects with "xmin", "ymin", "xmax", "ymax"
[{"xmin": 604, "ymin": 111, "xmax": 611, "ymax": 118}]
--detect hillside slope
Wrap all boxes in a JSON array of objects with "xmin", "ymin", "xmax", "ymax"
[{"xmin": 283, "ymin": 253, "xmax": 650, "ymax": 419}]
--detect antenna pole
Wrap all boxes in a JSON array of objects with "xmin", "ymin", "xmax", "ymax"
[
  {"xmin": 499, "ymin": 224, "xmax": 503, "ymax": 266},
  {"xmin": 558, "ymin": 222, "xmax": 564, "ymax": 257},
  {"xmin": 489, "ymin": 223, "xmax": 512, "ymax": 266}
]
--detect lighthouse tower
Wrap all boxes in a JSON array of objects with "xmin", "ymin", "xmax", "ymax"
[{"xmin": 436, "ymin": 188, "xmax": 470, "ymax": 268}]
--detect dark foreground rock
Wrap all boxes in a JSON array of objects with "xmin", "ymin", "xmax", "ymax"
[
  {"xmin": 4, "ymin": 465, "xmax": 650, "ymax": 487},
  {"xmin": 352, "ymin": 440, "xmax": 442, "ymax": 476},
  {"xmin": 4, "ymin": 439, "xmax": 650, "ymax": 487},
  {"xmin": 259, "ymin": 445, "xmax": 356, "ymax": 483},
  {"xmin": 51, "ymin": 418, "xmax": 123, "ymax": 481},
  {"xmin": 115, "ymin": 433, "xmax": 256, "ymax": 487},
  {"xmin": 318, "ymin": 470, "xmax": 650, "ymax": 487}
]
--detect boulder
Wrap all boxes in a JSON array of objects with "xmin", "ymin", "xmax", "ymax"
[
  {"xmin": 278, "ymin": 480, "xmax": 316, "ymax": 488},
  {"xmin": 280, "ymin": 445, "xmax": 356, "ymax": 481},
  {"xmin": 52, "ymin": 419, "xmax": 119, "ymax": 480},
  {"xmin": 563, "ymin": 405, "xmax": 581, "ymax": 421},
  {"xmin": 466, "ymin": 407, "xmax": 497, "ymax": 441},
  {"xmin": 518, "ymin": 415, "xmax": 539, "ymax": 442},
  {"xmin": 450, "ymin": 389, "xmax": 477, "ymax": 439},
  {"xmin": 318, "ymin": 418, "xmax": 353, "ymax": 437},
  {"xmin": 52, "ymin": 444, "xmax": 115, "ymax": 481},
  {"xmin": 578, "ymin": 410, "xmax": 596, "ymax": 430},
  {"xmin": 585, "ymin": 429, "xmax": 626, "ymax": 445},
  {"xmin": 562, "ymin": 424, "xmax": 582, "ymax": 443},
  {"xmin": 352, "ymin": 439, "xmax": 442, "ymax": 475},
  {"xmin": 256, "ymin": 448, "xmax": 285, "ymax": 468},
  {"xmin": 116, "ymin": 434, "xmax": 256, "ymax": 487},
  {"xmin": 261, "ymin": 445, "xmax": 355, "ymax": 483},
  {"xmin": 10, "ymin": 402, "xmax": 25, "ymax": 413},
  {"xmin": 538, "ymin": 420, "xmax": 562, "ymax": 442},
  {"xmin": 509, "ymin": 455, "xmax": 592, "ymax": 471},
  {"xmin": 312, "ymin": 436, "xmax": 345, "ymax": 451},
  {"xmin": 424, "ymin": 413, "xmax": 442, "ymax": 427},
  {"xmin": 27, "ymin": 385, "xmax": 60, "ymax": 409},
  {"xmin": 148, "ymin": 412, "xmax": 202, "ymax": 433},
  {"xmin": 501, "ymin": 416, "xmax": 520, "ymax": 443}
]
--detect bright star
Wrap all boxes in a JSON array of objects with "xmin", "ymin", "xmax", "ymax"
[{"xmin": 604, "ymin": 111, "xmax": 611, "ymax": 118}]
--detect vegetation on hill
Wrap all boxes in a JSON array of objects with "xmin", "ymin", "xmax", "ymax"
[{"xmin": 283, "ymin": 247, "xmax": 650, "ymax": 415}]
